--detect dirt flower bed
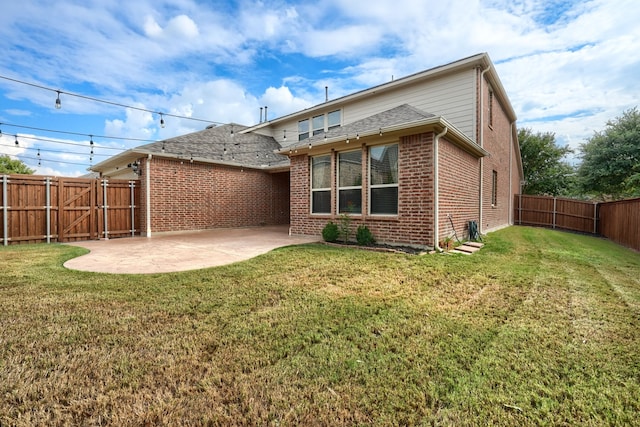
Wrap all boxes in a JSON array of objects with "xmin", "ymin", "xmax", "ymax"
[{"xmin": 323, "ymin": 241, "xmax": 428, "ymax": 255}]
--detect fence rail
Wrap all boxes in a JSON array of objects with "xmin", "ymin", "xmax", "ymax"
[
  {"xmin": 1, "ymin": 175, "xmax": 140, "ymax": 245},
  {"xmin": 515, "ymin": 194, "xmax": 640, "ymax": 251}
]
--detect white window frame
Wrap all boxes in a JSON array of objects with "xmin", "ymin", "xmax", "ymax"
[
  {"xmin": 368, "ymin": 143, "xmax": 399, "ymax": 216},
  {"xmin": 328, "ymin": 110, "xmax": 341, "ymax": 129},
  {"xmin": 312, "ymin": 114, "xmax": 325, "ymax": 136},
  {"xmin": 298, "ymin": 119, "xmax": 309, "ymax": 141},
  {"xmin": 311, "ymin": 154, "xmax": 332, "ymax": 214}
]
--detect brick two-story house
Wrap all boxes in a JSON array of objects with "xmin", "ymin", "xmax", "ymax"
[{"xmin": 92, "ymin": 52, "xmax": 522, "ymax": 248}]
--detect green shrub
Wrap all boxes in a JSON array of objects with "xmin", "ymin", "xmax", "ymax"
[
  {"xmin": 322, "ymin": 221, "xmax": 339, "ymax": 242},
  {"xmin": 356, "ymin": 225, "xmax": 375, "ymax": 246}
]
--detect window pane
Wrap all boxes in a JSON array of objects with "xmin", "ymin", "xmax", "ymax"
[
  {"xmin": 339, "ymin": 151, "xmax": 362, "ymax": 187},
  {"xmin": 312, "ymin": 155, "xmax": 331, "ymax": 189},
  {"xmin": 298, "ymin": 119, "xmax": 309, "ymax": 141},
  {"xmin": 312, "ymin": 190, "xmax": 331, "ymax": 214},
  {"xmin": 370, "ymin": 144, "xmax": 398, "ymax": 185},
  {"xmin": 312, "ymin": 115, "xmax": 324, "ymax": 135},
  {"xmin": 328, "ymin": 110, "xmax": 341, "ymax": 129},
  {"xmin": 371, "ymin": 187, "xmax": 398, "ymax": 215},
  {"xmin": 339, "ymin": 189, "xmax": 361, "ymax": 214}
]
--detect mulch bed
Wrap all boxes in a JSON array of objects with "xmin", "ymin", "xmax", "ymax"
[{"xmin": 322, "ymin": 241, "xmax": 428, "ymax": 255}]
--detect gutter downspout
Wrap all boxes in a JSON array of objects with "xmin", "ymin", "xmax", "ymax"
[
  {"xmin": 433, "ymin": 126, "xmax": 448, "ymax": 251},
  {"xmin": 479, "ymin": 65, "xmax": 491, "ymax": 234},
  {"xmin": 509, "ymin": 121, "xmax": 515, "ymax": 224},
  {"xmin": 145, "ymin": 154, "xmax": 152, "ymax": 237}
]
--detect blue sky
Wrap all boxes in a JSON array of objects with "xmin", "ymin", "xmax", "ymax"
[{"xmin": 1, "ymin": 0, "xmax": 638, "ymax": 176}]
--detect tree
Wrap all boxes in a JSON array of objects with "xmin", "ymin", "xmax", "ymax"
[
  {"xmin": 577, "ymin": 108, "xmax": 640, "ymax": 200},
  {"xmin": 0, "ymin": 155, "xmax": 35, "ymax": 175},
  {"xmin": 518, "ymin": 128, "xmax": 575, "ymax": 196}
]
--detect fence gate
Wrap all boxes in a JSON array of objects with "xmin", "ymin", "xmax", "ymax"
[
  {"xmin": 58, "ymin": 178, "xmax": 98, "ymax": 242},
  {"xmin": 1, "ymin": 175, "xmax": 140, "ymax": 245}
]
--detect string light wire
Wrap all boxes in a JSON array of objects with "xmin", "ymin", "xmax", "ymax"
[{"xmin": 0, "ymin": 74, "xmax": 224, "ymax": 126}]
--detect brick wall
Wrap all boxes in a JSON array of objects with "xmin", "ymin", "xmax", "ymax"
[
  {"xmin": 480, "ymin": 76, "xmax": 517, "ymax": 233},
  {"xmin": 438, "ymin": 138, "xmax": 481, "ymax": 241},
  {"xmin": 290, "ymin": 132, "xmax": 437, "ymax": 247},
  {"xmin": 139, "ymin": 157, "xmax": 289, "ymax": 233}
]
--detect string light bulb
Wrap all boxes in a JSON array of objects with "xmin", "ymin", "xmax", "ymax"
[
  {"xmin": 14, "ymin": 136, "xmax": 19, "ymax": 146},
  {"xmin": 55, "ymin": 91, "xmax": 61, "ymax": 109},
  {"xmin": 379, "ymin": 128, "xmax": 383, "ymax": 136},
  {"xmin": 283, "ymin": 130, "xmax": 286, "ymax": 140},
  {"xmin": 159, "ymin": 113, "xmax": 165, "ymax": 128}
]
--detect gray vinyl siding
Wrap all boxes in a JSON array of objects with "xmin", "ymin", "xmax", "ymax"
[
  {"xmin": 342, "ymin": 70, "xmax": 476, "ymax": 140},
  {"xmin": 273, "ymin": 68, "xmax": 477, "ymax": 148}
]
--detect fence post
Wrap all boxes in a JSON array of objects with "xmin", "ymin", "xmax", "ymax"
[
  {"xmin": 102, "ymin": 179, "xmax": 109, "ymax": 240},
  {"xmin": 593, "ymin": 203, "xmax": 597, "ymax": 234},
  {"xmin": 130, "ymin": 180, "xmax": 135, "ymax": 237},
  {"xmin": 46, "ymin": 177, "xmax": 51, "ymax": 244},
  {"xmin": 518, "ymin": 194, "xmax": 522, "ymax": 225},
  {"xmin": 2, "ymin": 175, "xmax": 7, "ymax": 246},
  {"xmin": 553, "ymin": 197, "xmax": 557, "ymax": 229}
]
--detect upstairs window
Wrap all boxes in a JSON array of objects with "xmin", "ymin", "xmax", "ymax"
[
  {"xmin": 298, "ymin": 119, "xmax": 309, "ymax": 141},
  {"xmin": 369, "ymin": 144, "xmax": 399, "ymax": 215},
  {"xmin": 338, "ymin": 150, "xmax": 362, "ymax": 214},
  {"xmin": 312, "ymin": 115, "xmax": 324, "ymax": 136},
  {"xmin": 328, "ymin": 110, "xmax": 341, "ymax": 129},
  {"xmin": 298, "ymin": 110, "xmax": 342, "ymax": 141}
]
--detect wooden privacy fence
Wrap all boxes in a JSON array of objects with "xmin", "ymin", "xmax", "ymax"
[
  {"xmin": 1, "ymin": 175, "xmax": 140, "ymax": 245},
  {"xmin": 515, "ymin": 194, "xmax": 640, "ymax": 251},
  {"xmin": 514, "ymin": 195, "xmax": 598, "ymax": 234},
  {"xmin": 598, "ymin": 198, "xmax": 640, "ymax": 252}
]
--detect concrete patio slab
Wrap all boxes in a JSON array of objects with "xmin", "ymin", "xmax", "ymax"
[{"xmin": 64, "ymin": 225, "xmax": 319, "ymax": 274}]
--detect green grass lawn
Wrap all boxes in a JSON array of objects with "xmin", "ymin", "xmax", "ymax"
[{"xmin": 1, "ymin": 226, "xmax": 638, "ymax": 426}]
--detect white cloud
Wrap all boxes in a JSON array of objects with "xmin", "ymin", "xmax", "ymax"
[
  {"xmin": 104, "ymin": 106, "xmax": 156, "ymax": 140},
  {"xmin": 146, "ymin": 14, "xmax": 200, "ymax": 39},
  {"xmin": 144, "ymin": 16, "xmax": 163, "ymax": 37},
  {"xmin": 4, "ymin": 109, "xmax": 32, "ymax": 117},
  {"xmin": 261, "ymin": 86, "xmax": 312, "ymax": 119}
]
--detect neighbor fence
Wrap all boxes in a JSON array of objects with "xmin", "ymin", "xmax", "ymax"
[
  {"xmin": 598, "ymin": 198, "xmax": 640, "ymax": 252},
  {"xmin": 1, "ymin": 175, "xmax": 140, "ymax": 245},
  {"xmin": 515, "ymin": 194, "xmax": 640, "ymax": 251}
]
